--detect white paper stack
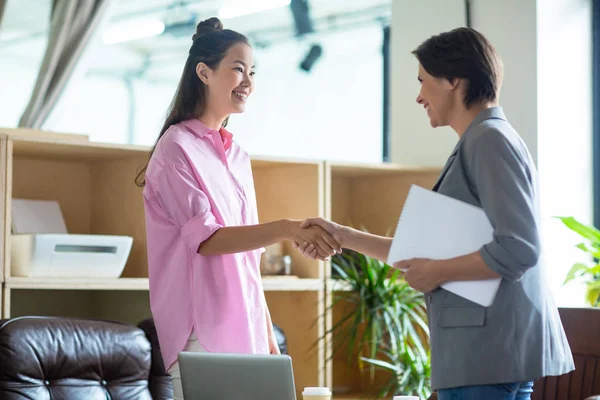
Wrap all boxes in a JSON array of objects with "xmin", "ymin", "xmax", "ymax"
[{"xmin": 387, "ymin": 185, "xmax": 501, "ymax": 307}]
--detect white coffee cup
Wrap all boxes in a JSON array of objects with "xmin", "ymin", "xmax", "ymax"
[
  {"xmin": 302, "ymin": 387, "xmax": 332, "ymax": 400},
  {"xmin": 393, "ymin": 396, "xmax": 419, "ymax": 400}
]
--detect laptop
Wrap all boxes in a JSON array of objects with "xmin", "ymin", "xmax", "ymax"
[{"xmin": 178, "ymin": 352, "xmax": 297, "ymax": 400}]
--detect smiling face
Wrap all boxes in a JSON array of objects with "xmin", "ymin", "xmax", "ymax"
[
  {"xmin": 415, "ymin": 63, "xmax": 461, "ymax": 128},
  {"xmin": 196, "ymin": 42, "xmax": 255, "ymax": 116}
]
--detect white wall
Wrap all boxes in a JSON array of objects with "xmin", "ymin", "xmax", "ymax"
[
  {"xmin": 390, "ymin": 0, "xmax": 539, "ymax": 166},
  {"xmin": 227, "ymin": 26, "xmax": 383, "ymax": 162},
  {"xmin": 131, "ymin": 80, "xmax": 176, "ymax": 145},
  {"xmin": 50, "ymin": 75, "xmax": 131, "ymax": 144},
  {"xmin": 0, "ymin": 39, "xmax": 49, "ymax": 128},
  {"xmin": 390, "ymin": 0, "xmax": 465, "ymax": 166},
  {"xmin": 471, "ymin": 0, "xmax": 538, "ymax": 164}
]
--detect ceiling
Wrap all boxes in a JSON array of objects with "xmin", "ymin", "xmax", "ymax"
[
  {"xmin": 1, "ymin": 0, "xmax": 390, "ymax": 51},
  {"xmin": 1, "ymin": 0, "xmax": 390, "ymax": 79}
]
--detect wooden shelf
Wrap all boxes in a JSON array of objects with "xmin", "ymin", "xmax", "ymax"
[
  {"xmin": 327, "ymin": 279, "xmax": 354, "ymax": 291},
  {"xmin": 0, "ymin": 127, "xmax": 90, "ymax": 142},
  {"xmin": 261, "ymin": 276, "xmax": 322, "ymax": 291},
  {"xmin": 251, "ymin": 155, "xmax": 321, "ymax": 169},
  {"xmin": 10, "ymin": 137, "xmax": 150, "ymax": 161},
  {"xmin": 5, "ymin": 277, "xmax": 150, "ymax": 290},
  {"xmin": 329, "ymin": 160, "xmax": 440, "ymax": 177},
  {"xmin": 4, "ymin": 276, "xmax": 323, "ymax": 292},
  {"xmin": 328, "ymin": 278, "xmax": 402, "ymax": 292}
]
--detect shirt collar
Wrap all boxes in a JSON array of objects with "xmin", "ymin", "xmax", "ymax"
[
  {"xmin": 449, "ymin": 106, "xmax": 506, "ymax": 155},
  {"xmin": 220, "ymin": 127, "xmax": 233, "ymax": 151},
  {"xmin": 181, "ymin": 118, "xmax": 234, "ymax": 151},
  {"xmin": 465, "ymin": 106, "xmax": 506, "ymax": 133}
]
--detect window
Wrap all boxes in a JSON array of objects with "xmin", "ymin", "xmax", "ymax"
[
  {"xmin": 382, "ymin": 24, "xmax": 390, "ymax": 162},
  {"xmin": 593, "ymin": 0, "xmax": 600, "ymax": 227}
]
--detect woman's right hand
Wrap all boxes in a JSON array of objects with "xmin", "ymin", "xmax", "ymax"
[{"xmin": 286, "ymin": 220, "xmax": 340, "ymax": 260}]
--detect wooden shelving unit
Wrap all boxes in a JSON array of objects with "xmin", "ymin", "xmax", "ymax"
[
  {"xmin": 0, "ymin": 128, "xmax": 441, "ymax": 399},
  {"xmin": 323, "ymin": 161, "xmax": 440, "ymax": 397}
]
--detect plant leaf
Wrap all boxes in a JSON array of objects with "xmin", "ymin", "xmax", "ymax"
[
  {"xmin": 586, "ymin": 284, "xmax": 600, "ymax": 307},
  {"xmin": 575, "ymin": 243, "xmax": 600, "ymax": 258},
  {"xmin": 557, "ymin": 216, "xmax": 600, "ymax": 244},
  {"xmin": 319, "ymin": 251, "xmax": 431, "ymax": 396},
  {"xmin": 361, "ymin": 356, "xmax": 401, "ymax": 372},
  {"xmin": 563, "ymin": 263, "xmax": 592, "ymax": 285}
]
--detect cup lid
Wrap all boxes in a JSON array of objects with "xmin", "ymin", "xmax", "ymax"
[{"xmin": 302, "ymin": 387, "xmax": 332, "ymax": 395}]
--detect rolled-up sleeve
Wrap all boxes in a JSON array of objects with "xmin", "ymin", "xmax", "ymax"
[
  {"xmin": 156, "ymin": 164, "xmax": 222, "ymax": 252},
  {"xmin": 466, "ymin": 129, "xmax": 541, "ymax": 281}
]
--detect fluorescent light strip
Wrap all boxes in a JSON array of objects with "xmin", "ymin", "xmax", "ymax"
[
  {"xmin": 219, "ymin": 0, "xmax": 291, "ymax": 19},
  {"xmin": 102, "ymin": 19, "xmax": 165, "ymax": 45}
]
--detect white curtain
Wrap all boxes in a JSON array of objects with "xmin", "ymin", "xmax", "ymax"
[
  {"xmin": 0, "ymin": 0, "xmax": 6, "ymax": 27},
  {"xmin": 19, "ymin": 0, "xmax": 113, "ymax": 128}
]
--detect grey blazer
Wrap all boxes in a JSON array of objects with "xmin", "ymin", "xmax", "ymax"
[{"xmin": 427, "ymin": 107, "xmax": 574, "ymax": 390}]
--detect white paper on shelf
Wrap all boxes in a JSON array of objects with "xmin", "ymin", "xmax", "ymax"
[{"xmin": 12, "ymin": 198, "xmax": 68, "ymax": 234}]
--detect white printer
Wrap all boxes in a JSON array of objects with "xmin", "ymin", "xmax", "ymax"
[{"xmin": 10, "ymin": 199, "xmax": 133, "ymax": 278}]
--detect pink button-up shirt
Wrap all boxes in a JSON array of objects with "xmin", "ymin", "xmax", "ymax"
[{"xmin": 142, "ymin": 119, "xmax": 269, "ymax": 371}]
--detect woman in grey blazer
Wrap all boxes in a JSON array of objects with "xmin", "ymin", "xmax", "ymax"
[{"xmin": 295, "ymin": 28, "xmax": 574, "ymax": 400}]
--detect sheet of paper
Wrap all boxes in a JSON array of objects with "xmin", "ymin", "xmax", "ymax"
[
  {"xmin": 387, "ymin": 185, "xmax": 501, "ymax": 307},
  {"xmin": 12, "ymin": 198, "xmax": 68, "ymax": 234}
]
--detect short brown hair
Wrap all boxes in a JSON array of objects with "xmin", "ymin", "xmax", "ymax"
[{"xmin": 412, "ymin": 27, "xmax": 503, "ymax": 108}]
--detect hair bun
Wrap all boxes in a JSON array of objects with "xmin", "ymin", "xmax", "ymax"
[{"xmin": 192, "ymin": 17, "xmax": 224, "ymax": 40}]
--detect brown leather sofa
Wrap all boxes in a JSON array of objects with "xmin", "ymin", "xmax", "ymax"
[
  {"xmin": 0, "ymin": 316, "xmax": 169, "ymax": 399},
  {"xmin": 428, "ymin": 307, "xmax": 600, "ymax": 400},
  {"xmin": 137, "ymin": 318, "xmax": 176, "ymax": 399},
  {"xmin": 531, "ymin": 307, "xmax": 600, "ymax": 400},
  {"xmin": 0, "ymin": 316, "xmax": 289, "ymax": 400}
]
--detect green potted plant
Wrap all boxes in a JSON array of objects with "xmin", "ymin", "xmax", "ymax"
[
  {"xmin": 557, "ymin": 216, "xmax": 600, "ymax": 307},
  {"xmin": 326, "ymin": 250, "xmax": 431, "ymax": 399}
]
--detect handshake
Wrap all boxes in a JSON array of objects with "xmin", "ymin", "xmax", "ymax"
[{"xmin": 288, "ymin": 217, "xmax": 346, "ymax": 261}]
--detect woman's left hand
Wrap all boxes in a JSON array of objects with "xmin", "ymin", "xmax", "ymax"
[{"xmin": 394, "ymin": 258, "xmax": 444, "ymax": 293}]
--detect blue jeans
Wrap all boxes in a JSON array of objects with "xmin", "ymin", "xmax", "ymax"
[{"xmin": 437, "ymin": 381, "xmax": 534, "ymax": 400}]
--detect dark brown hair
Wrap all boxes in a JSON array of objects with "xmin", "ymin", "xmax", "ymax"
[
  {"xmin": 135, "ymin": 17, "xmax": 249, "ymax": 187},
  {"xmin": 412, "ymin": 27, "xmax": 503, "ymax": 108}
]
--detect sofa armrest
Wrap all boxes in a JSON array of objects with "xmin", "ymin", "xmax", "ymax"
[{"xmin": 137, "ymin": 319, "xmax": 174, "ymax": 400}]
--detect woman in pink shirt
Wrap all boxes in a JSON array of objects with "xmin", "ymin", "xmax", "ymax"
[{"xmin": 135, "ymin": 17, "xmax": 340, "ymax": 399}]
